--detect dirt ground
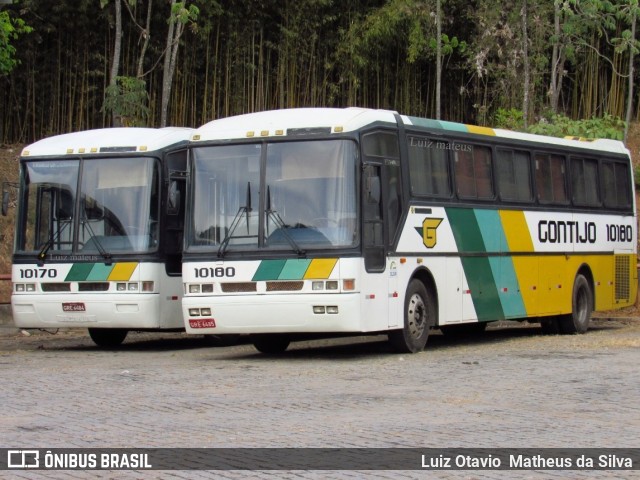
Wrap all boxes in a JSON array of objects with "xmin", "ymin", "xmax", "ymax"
[{"xmin": 0, "ymin": 144, "xmax": 20, "ymax": 303}]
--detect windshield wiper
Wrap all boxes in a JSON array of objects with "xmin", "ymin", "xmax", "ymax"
[
  {"xmin": 82, "ymin": 215, "xmax": 112, "ymax": 263},
  {"xmin": 265, "ymin": 185, "xmax": 306, "ymax": 257},
  {"xmin": 38, "ymin": 220, "xmax": 71, "ymax": 263},
  {"xmin": 217, "ymin": 182, "xmax": 253, "ymax": 258}
]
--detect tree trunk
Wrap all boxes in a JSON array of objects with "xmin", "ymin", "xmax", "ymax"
[
  {"xmin": 624, "ymin": 7, "xmax": 636, "ymax": 144},
  {"xmin": 521, "ymin": 0, "xmax": 530, "ymax": 128},
  {"xmin": 136, "ymin": 0, "xmax": 153, "ymax": 78},
  {"xmin": 435, "ymin": 0, "xmax": 442, "ymax": 120},
  {"xmin": 109, "ymin": 0, "xmax": 123, "ymax": 127},
  {"xmin": 550, "ymin": 0, "xmax": 561, "ymax": 113}
]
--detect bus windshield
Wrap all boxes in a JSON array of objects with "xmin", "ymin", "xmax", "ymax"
[
  {"xmin": 15, "ymin": 157, "xmax": 159, "ymax": 256},
  {"xmin": 187, "ymin": 139, "xmax": 358, "ymax": 253}
]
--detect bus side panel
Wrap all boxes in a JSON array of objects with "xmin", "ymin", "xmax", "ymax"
[{"xmin": 156, "ymin": 271, "xmax": 183, "ymax": 329}]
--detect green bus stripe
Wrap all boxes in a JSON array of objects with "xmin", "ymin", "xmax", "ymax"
[
  {"xmin": 446, "ymin": 208, "xmax": 505, "ymax": 321},
  {"xmin": 474, "ymin": 210, "xmax": 502, "ymax": 252},
  {"xmin": 279, "ymin": 259, "xmax": 312, "ymax": 280},
  {"xmin": 492, "ymin": 256, "xmax": 528, "ymax": 318},
  {"xmin": 86, "ymin": 263, "xmax": 114, "ymax": 281},
  {"xmin": 461, "ymin": 257, "xmax": 504, "ymax": 321},
  {"xmin": 446, "ymin": 208, "xmax": 486, "ymax": 252},
  {"xmin": 252, "ymin": 260, "xmax": 287, "ymax": 281},
  {"xmin": 65, "ymin": 263, "xmax": 94, "ymax": 281}
]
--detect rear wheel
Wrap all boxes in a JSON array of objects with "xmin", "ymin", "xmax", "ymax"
[
  {"xmin": 88, "ymin": 328, "xmax": 128, "ymax": 347},
  {"xmin": 388, "ymin": 279, "xmax": 435, "ymax": 353},
  {"xmin": 251, "ymin": 334, "xmax": 290, "ymax": 354},
  {"xmin": 558, "ymin": 274, "xmax": 593, "ymax": 334}
]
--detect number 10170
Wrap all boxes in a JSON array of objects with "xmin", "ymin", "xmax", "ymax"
[{"xmin": 19, "ymin": 268, "xmax": 58, "ymax": 279}]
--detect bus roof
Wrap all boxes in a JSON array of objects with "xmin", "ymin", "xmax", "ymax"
[
  {"xmin": 21, "ymin": 127, "xmax": 193, "ymax": 158},
  {"xmin": 403, "ymin": 115, "xmax": 630, "ymax": 155},
  {"xmin": 192, "ymin": 108, "xmax": 398, "ymax": 142},
  {"xmin": 192, "ymin": 107, "xmax": 629, "ymax": 156}
]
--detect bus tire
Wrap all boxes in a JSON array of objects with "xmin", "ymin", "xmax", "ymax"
[
  {"xmin": 251, "ymin": 334, "xmax": 290, "ymax": 354},
  {"xmin": 388, "ymin": 279, "xmax": 434, "ymax": 353},
  {"xmin": 88, "ymin": 328, "xmax": 128, "ymax": 347},
  {"xmin": 558, "ymin": 274, "xmax": 592, "ymax": 334}
]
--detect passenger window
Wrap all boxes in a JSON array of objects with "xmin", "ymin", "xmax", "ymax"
[
  {"xmin": 407, "ymin": 135, "xmax": 452, "ymax": 197},
  {"xmin": 602, "ymin": 161, "xmax": 632, "ymax": 209},
  {"xmin": 454, "ymin": 144, "xmax": 493, "ymax": 199},
  {"xmin": 571, "ymin": 157, "xmax": 600, "ymax": 206},
  {"xmin": 535, "ymin": 153, "xmax": 568, "ymax": 204},
  {"xmin": 496, "ymin": 149, "xmax": 532, "ymax": 202}
]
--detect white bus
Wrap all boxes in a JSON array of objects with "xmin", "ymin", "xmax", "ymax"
[
  {"xmin": 182, "ymin": 108, "xmax": 637, "ymax": 353},
  {"xmin": 9, "ymin": 127, "xmax": 192, "ymax": 346}
]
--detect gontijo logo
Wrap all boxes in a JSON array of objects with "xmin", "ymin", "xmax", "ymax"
[{"xmin": 415, "ymin": 218, "xmax": 444, "ymax": 249}]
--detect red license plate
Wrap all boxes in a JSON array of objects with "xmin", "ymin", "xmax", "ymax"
[
  {"xmin": 62, "ymin": 302, "xmax": 86, "ymax": 312},
  {"xmin": 189, "ymin": 318, "xmax": 216, "ymax": 329}
]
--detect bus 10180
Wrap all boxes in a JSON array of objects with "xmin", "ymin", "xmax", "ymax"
[
  {"xmin": 7, "ymin": 127, "xmax": 192, "ymax": 346},
  {"xmin": 181, "ymin": 108, "xmax": 637, "ymax": 354}
]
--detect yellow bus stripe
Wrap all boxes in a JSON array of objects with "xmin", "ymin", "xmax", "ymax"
[
  {"xmin": 303, "ymin": 259, "xmax": 338, "ymax": 279},
  {"xmin": 107, "ymin": 262, "xmax": 138, "ymax": 281},
  {"xmin": 499, "ymin": 210, "xmax": 534, "ymax": 252}
]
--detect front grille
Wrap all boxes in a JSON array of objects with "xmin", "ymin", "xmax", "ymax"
[
  {"xmin": 266, "ymin": 281, "xmax": 304, "ymax": 292},
  {"xmin": 78, "ymin": 282, "xmax": 110, "ymax": 292},
  {"xmin": 41, "ymin": 283, "xmax": 71, "ymax": 292},
  {"xmin": 615, "ymin": 256, "xmax": 630, "ymax": 301},
  {"xmin": 221, "ymin": 282, "xmax": 257, "ymax": 293}
]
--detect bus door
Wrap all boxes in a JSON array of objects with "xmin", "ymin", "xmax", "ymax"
[{"xmin": 361, "ymin": 131, "xmax": 404, "ymax": 329}]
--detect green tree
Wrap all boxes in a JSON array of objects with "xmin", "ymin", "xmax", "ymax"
[
  {"xmin": 348, "ymin": 0, "xmax": 465, "ymax": 119},
  {"xmin": 0, "ymin": 2, "xmax": 32, "ymax": 76},
  {"xmin": 102, "ymin": 75, "xmax": 150, "ymax": 126}
]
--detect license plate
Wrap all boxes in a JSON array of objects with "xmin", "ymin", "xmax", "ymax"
[
  {"xmin": 189, "ymin": 318, "xmax": 216, "ymax": 329},
  {"xmin": 62, "ymin": 302, "xmax": 86, "ymax": 312}
]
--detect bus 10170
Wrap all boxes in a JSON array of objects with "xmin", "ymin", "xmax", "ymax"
[
  {"xmin": 7, "ymin": 127, "xmax": 192, "ymax": 346},
  {"xmin": 181, "ymin": 108, "xmax": 637, "ymax": 354}
]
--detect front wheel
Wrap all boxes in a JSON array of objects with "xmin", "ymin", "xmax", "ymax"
[
  {"xmin": 251, "ymin": 334, "xmax": 290, "ymax": 354},
  {"xmin": 388, "ymin": 279, "xmax": 435, "ymax": 353},
  {"xmin": 558, "ymin": 274, "xmax": 593, "ymax": 334},
  {"xmin": 88, "ymin": 328, "xmax": 128, "ymax": 347}
]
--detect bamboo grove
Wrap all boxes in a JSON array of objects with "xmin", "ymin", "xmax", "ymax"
[{"xmin": 0, "ymin": 0, "xmax": 639, "ymax": 144}]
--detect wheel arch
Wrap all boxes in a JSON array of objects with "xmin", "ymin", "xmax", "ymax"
[{"xmin": 409, "ymin": 266, "xmax": 439, "ymax": 327}]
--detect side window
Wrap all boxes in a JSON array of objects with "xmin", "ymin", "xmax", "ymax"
[
  {"xmin": 164, "ymin": 149, "xmax": 188, "ymax": 275},
  {"xmin": 454, "ymin": 144, "xmax": 494, "ymax": 199},
  {"xmin": 535, "ymin": 153, "xmax": 568, "ymax": 204},
  {"xmin": 496, "ymin": 149, "xmax": 533, "ymax": 202},
  {"xmin": 363, "ymin": 131, "xmax": 403, "ymax": 247},
  {"xmin": 602, "ymin": 161, "xmax": 632, "ymax": 209},
  {"xmin": 363, "ymin": 131, "xmax": 399, "ymax": 158},
  {"xmin": 362, "ymin": 164, "xmax": 385, "ymax": 272},
  {"xmin": 571, "ymin": 157, "xmax": 600, "ymax": 206},
  {"xmin": 407, "ymin": 135, "xmax": 452, "ymax": 197}
]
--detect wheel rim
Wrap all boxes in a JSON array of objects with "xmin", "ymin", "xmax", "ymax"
[{"xmin": 407, "ymin": 293, "xmax": 427, "ymax": 339}]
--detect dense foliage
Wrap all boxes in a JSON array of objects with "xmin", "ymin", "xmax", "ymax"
[{"xmin": 0, "ymin": 0, "xmax": 638, "ymax": 143}]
